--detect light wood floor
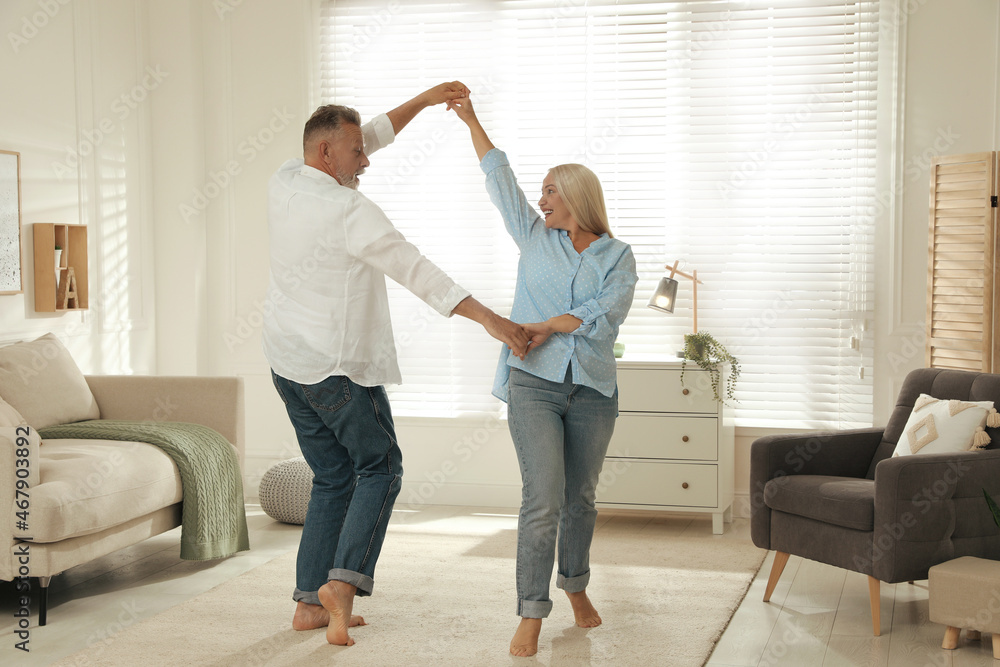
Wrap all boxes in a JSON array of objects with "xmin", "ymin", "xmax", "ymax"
[
  {"xmin": 0, "ymin": 506, "xmax": 989, "ymax": 666},
  {"xmin": 708, "ymin": 542, "xmax": 999, "ymax": 666}
]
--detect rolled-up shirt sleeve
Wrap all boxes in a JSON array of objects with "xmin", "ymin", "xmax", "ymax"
[
  {"xmin": 344, "ymin": 191, "xmax": 470, "ymax": 317},
  {"xmin": 566, "ymin": 247, "xmax": 638, "ymax": 340},
  {"xmin": 362, "ymin": 113, "xmax": 396, "ymax": 156}
]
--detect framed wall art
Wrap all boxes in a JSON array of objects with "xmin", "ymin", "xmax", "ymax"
[{"xmin": 0, "ymin": 150, "xmax": 22, "ymax": 295}]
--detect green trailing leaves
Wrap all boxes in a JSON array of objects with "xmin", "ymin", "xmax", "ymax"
[{"xmin": 680, "ymin": 331, "xmax": 741, "ymax": 406}]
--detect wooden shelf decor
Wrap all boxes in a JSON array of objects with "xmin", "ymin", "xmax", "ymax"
[{"xmin": 33, "ymin": 223, "xmax": 88, "ymax": 312}]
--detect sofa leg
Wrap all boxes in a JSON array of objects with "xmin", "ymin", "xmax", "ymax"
[
  {"xmin": 868, "ymin": 576, "xmax": 880, "ymax": 637},
  {"xmin": 38, "ymin": 576, "xmax": 51, "ymax": 626},
  {"xmin": 942, "ymin": 625, "xmax": 960, "ymax": 649},
  {"xmin": 763, "ymin": 551, "xmax": 790, "ymax": 602}
]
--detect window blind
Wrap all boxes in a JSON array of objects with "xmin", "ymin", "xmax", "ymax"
[{"xmin": 318, "ymin": 0, "xmax": 879, "ymax": 428}]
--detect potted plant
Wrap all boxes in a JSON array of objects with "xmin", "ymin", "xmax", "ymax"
[{"xmin": 680, "ymin": 331, "xmax": 740, "ymax": 405}]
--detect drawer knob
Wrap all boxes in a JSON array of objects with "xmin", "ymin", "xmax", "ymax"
[
  {"xmin": 682, "ymin": 435, "xmax": 690, "ymax": 443},
  {"xmin": 682, "ymin": 388, "xmax": 690, "ymax": 396},
  {"xmin": 682, "ymin": 482, "xmax": 689, "ymax": 489}
]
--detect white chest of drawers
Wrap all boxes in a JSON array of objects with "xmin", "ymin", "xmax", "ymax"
[{"xmin": 596, "ymin": 359, "xmax": 735, "ymax": 534}]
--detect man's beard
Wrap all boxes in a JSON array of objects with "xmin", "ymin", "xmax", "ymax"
[{"xmin": 338, "ymin": 167, "xmax": 364, "ymax": 190}]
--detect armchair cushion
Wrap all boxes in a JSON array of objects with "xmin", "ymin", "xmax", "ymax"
[
  {"xmin": 867, "ymin": 369, "xmax": 1000, "ymax": 477},
  {"xmin": 892, "ymin": 394, "xmax": 992, "ymax": 457},
  {"xmin": 764, "ymin": 475, "xmax": 875, "ymax": 531}
]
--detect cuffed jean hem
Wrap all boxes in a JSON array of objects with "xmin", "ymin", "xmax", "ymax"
[
  {"xmin": 328, "ymin": 568, "xmax": 375, "ymax": 597},
  {"xmin": 517, "ymin": 599, "xmax": 553, "ymax": 619},
  {"xmin": 556, "ymin": 570, "xmax": 590, "ymax": 593},
  {"xmin": 292, "ymin": 588, "xmax": 320, "ymax": 606},
  {"xmin": 291, "ymin": 569, "xmax": 375, "ymax": 605}
]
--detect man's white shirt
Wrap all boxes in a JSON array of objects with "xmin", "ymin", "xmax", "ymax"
[{"xmin": 262, "ymin": 113, "xmax": 471, "ymax": 386}]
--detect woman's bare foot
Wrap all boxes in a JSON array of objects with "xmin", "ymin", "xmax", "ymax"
[
  {"xmin": 566, "ymin": 590, "xmax": 602, "ymax": 628},
  {"xmin": 317, "ymin": 580, "xmax": 359, "ymax": 645},
  {"xmin": 291, "ymin": 601, "xmax": 366, "ymax": 631},
  {"xmin": 510, "ymin": 617, "xmax": 543, "ymax": 657}
]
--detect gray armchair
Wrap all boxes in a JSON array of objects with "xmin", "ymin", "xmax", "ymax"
[{"xmin": 750, "ymin": 368, "xmax": 1000, "ymax": 635}]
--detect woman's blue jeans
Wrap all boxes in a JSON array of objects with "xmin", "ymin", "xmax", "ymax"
[
  {"xmin": 507, "ymin": 367, "xmax": 618, "ymax": 619},
  {"xmin": 271, "ymin": 371, "xmax": 402, "ymax": 603}
]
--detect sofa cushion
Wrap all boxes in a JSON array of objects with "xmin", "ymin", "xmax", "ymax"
[
  {"xmin": 0, "ymin": 395, "xmax": 26, "ymax": 426},
  {"xmin": 764, "ymin": 474, "xmax": 875, "ymax": 532},
  {"xmin": 18, "ymin": 438, "xmax": 182, "ymax": 543},
  {"xmin": 0, "ymin": 333, "xmax": 100, "ymax": 429}
]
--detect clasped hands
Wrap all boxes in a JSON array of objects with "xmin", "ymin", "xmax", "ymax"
[{"xmin": 486, "ymin": 317, "xmax": 553, "ymax": 361}]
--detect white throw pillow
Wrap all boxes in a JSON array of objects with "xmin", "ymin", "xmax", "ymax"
[
  {"xmin": 893, "ymin": 394, "xmax": 994, "ymax": 457},
  {"xmin": 0, "ymin": 395, "xmax": 26, "ymax": 427},
  {"xmin": 0, "ymin": 333, "xmax": 100, "ymax": 429}
]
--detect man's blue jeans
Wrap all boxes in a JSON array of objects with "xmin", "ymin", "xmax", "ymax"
[
  {"xmin": 271, "ymin": 371, "xmax": 402, "ymax": 603},
  {"xmin": 507, "ymin": 367, "xmax": 618, "ymax": 619}
]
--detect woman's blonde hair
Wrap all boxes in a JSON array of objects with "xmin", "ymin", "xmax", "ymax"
[{"xmin": 547, "ymin": 163, "xmax": 613, "ymax": 238}]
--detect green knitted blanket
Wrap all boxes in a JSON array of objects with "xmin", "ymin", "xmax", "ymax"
[{"xmin": 39, "ymin": 420, "xmax": 250, "ymax": 561}]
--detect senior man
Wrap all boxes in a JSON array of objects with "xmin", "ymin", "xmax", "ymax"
[{"xmin": 263, "ymin": 82, "xmax": 528, "ymax": 646}]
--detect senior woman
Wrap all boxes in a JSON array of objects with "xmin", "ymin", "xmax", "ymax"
[{"xmin": 448, "ymin": 95, "xmax": 638, "ymax": 657}]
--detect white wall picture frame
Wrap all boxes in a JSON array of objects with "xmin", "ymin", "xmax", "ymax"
[{"xmin": 0, "ymin": 150, "xmax": 23, "ymax": 295}]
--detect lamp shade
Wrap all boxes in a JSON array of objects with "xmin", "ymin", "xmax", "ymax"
[{"xmin": 647, "ymin": 276, "xmax": 679, "ymax": 314}]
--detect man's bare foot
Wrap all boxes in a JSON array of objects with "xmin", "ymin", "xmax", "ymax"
[
  {"xmin": 510, "ymin": 617, "xmax": 542, "ymax": 657},
  {"xmin": 566, "ymin": 590, "xmax": 602, "ymax": 628},
  {"xmin": 291, "ymin": 601, "xmax": 366, "ymax": 631},
  {"xmin": 317, "ymin": 581, "xmax": 359, "ymax": 645}
]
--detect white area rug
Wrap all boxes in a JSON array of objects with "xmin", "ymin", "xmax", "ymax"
[{"xmin": 53, "ymin": 514, "xmax": 765, "ymax": 666}]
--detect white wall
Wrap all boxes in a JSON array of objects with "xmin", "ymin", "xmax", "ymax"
[
  {"xmin": 3, "ymin": 0, "xmax": 999, "ymax": 515},
  {"xmin": 0, "ymin": 0, "xmax": 156, "ymax": 371},
  {"xmin": 873, "ymin": 0, "xmax": 1000, "ymax": 417}
]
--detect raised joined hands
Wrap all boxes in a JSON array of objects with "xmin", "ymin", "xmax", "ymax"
[
  {"xmin": 446, "ymin": 95, "xmax": 477, "ymax": 125},
  {"xmin": 422, "ymin": 81, "xmax": 470, "ymax": 107}
]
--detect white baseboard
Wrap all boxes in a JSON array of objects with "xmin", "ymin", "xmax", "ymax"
[{"xmin": 397, "ymin": 480, "xmax": 521, "ymax": 511}]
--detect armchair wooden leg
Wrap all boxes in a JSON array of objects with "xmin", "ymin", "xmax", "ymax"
[
  {"xmin": 942, "ymin": 625, "xmax": 960, "ymax": 649},
  {"xmin": 967, "ymin": 630, "xmax": 982, "ymax": 641},
  {"xmin": 763, "ymin": 551, "xmax": 790, "ymax": 602},
  {"xmin": 868, "ymin": 577, "xmax": 881, "ymax": 637},
  {"xmin": 992, "ymin": 633, "xmax": 1000, "ymax": 659}
]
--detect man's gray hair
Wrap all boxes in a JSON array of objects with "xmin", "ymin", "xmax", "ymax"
[{"xmin": 303, "ymin": 105, "xmax": 361, "ymax": 151}]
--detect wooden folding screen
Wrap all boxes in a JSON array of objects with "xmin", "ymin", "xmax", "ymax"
[{"xmin": 926, "ymin": 152, "xmax": 1000, "ymax": 371}]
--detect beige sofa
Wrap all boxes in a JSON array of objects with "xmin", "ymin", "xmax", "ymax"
[{"xmin": 0, "ymin": 334, "xmax": 245, "ymax": 624}]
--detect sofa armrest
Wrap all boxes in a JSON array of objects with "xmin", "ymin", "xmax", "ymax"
[
  {"xmin": 84, "ymin": 376, "xmax": 245, "ymax": 469},
  {"xmin": 0, "ymin": 425, "xmax": 42, "ymax": 581},
  {"xmin": 871, "ymin": 449, "xmax": 1000, "ymax": 581},
  {"xmin": 750, "ymin": 427, "xmax": 885, "ymax": 549}
]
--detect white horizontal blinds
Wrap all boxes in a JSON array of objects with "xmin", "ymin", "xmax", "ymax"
[
  {"xmin": 320, "ymin": 2, "xmax": 519, "ymax": 417},
  {"xmin": 608, "ymin": 0, "xmax": 879, "ymax": 428},
  {"xmin": 319, "ymin": 0, "xmax": 879, "ymax": 427}
]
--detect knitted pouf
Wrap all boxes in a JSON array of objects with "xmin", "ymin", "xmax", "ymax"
[{"xmin": 258, "ymin": 457, "xmax": 314, "ymax": 525}]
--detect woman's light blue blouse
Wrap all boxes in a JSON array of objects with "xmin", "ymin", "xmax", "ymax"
[{"xmin": 481, "ymin": 149, "xmax": 638, "ymax": 402}]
